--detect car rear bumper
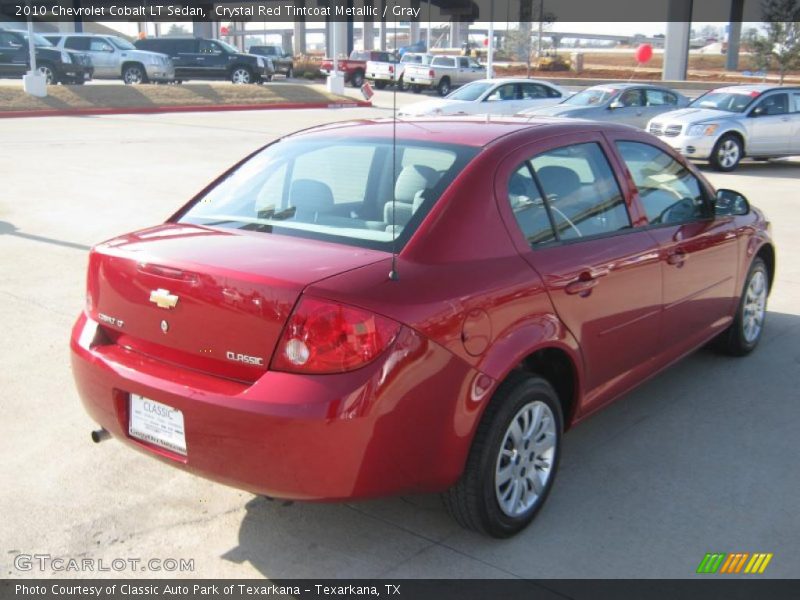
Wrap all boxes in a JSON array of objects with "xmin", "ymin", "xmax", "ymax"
[
  {"xmin": 71, "ymin": 312, "xmax": 485, "ymax": 501},
  {"xmin": 407, "ymin": 75, "xmax": 434, "ymax": 86},
  {"xmin": 58, "ymin": 65, "xmax": 93, "ymax": 82}
]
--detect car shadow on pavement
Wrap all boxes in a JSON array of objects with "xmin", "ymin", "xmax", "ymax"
[
  {"xmin": 697, "ymin": 160, "xmax": 800, "ymax": 179},
  {"xmin": 0, "ymin": 220, "xmax": 90, "ymax": 251},
  {"xmin": 221, "ymin": 311, "xmax": 800, "ymax": 579}
]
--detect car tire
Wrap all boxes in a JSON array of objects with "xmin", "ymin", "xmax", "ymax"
[
  {"xmin": 375, "ymin": 81, "xmax": 387, "ymax": 90},
  {"xmin": 122, "ymin": 64, "xmax": 147, "ymax": 85},
  {"xmin": 437, "ymin": 77, "xmax": 451, "ymax": 96},
  {"xmin": 231, "ymin": 67, "xmax": 253, "ymax": 84},
  {"xmin": 37, "ymin": 63, "xmax": 56, "ymax": 85},
  {"xmin": 351, "ymin": 70, "xmax": 364, "ymax": 88},
  {"xmin": 710, "ymin": 134, "xmax": 743, "ymax": 172},
  {"xmin": 442, "ymin": 372, "xmax": 562, "ymax": 538},
  {"xmin": 397, "ymin": 76, "xmax": 407, "ymax": 92},
  {"xmin": 411, "ymin": 84, "xmax": 422, "ymax": 94},
  {"xmin": 285, "ymin": 67, "xmax": 293, "ymax": 79},
  {"xmin": 714, "ymin": 257, "xmax": 769, "ymax": 356}
]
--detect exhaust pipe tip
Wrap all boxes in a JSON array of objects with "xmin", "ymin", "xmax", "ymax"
[{"xmin": 91, "ymin": 428, "xmax": 111, "ymax": 444}]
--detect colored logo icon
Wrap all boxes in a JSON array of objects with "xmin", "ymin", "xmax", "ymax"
[{"xmin": 696, "ymin": 552, "xmax": 773, "ymax": 574}]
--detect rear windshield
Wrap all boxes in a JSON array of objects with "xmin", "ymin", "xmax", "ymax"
[{"xmin": 178, "ymin": 137, "xmax": 477, "ymax": 252}]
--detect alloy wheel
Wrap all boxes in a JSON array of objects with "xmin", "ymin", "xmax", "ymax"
[
  {"xmin": 742, "ymin": 269, "xmax": 767, "ymax": 344},
  {"xmin": 38, "ymin": 66, "xmax": 54, "ymax": 85},
  {"xmin": 124, "ymin": 66, "xmax": 144, "ymax": 85},
  {"xmin": 495, "ymin": 400, "xmax": 557, "ymax": 517},
  {"xmin": 717, "ymin": 139, "xmax": 740, "ymax": 169},
  {"xmin": 232, "ymin": 68, "xmax": 251, "ymax": 84}
]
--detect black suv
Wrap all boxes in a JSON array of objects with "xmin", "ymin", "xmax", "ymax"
[
  {"xmin": 0, "ymin": 29, "xmax": 93, "ymax": 84},
  {"xmin": 134, "ymin": 37, "xmax": 270, "ymax": 84},
  {"xmin": 249, "ymin": 45, "xmax": 293, "ymax": 78}
]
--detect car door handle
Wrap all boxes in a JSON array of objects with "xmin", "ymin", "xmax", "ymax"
[
  {"xmin": 667, "ymin": 250, "xmax": 688, "ymax": 266},
  {"xmin": 565, "ymin": 269, "xmax": 608, "ymax": 296}
]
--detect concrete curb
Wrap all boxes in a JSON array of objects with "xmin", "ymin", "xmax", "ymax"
[{"xmin": 0, "ymin": 100, "xmax": 372, "ymax": 119}]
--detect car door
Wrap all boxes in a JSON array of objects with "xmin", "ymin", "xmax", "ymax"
[
  {"xmin": 0, "ymin": 31, "xmax": 28, "ymax": 77},
  {"xmin": 85, "ymin": 37, "xmax": 117, "ymax": 77},
  {"xmin": 611, "ymin": 137, "xmax": 739, "ymax": 359},
  {"xmin": 198, "ymin": 40, "xmax": 230, "ymax": 78},
  {"xmin": 498, "ymin": 133, "xmax": 663, "ymax": 415},
  {"xmin": 482, "ymin": 82, "xmax": 521, "ymax": 114},
  {"xmin": 745, "ymin": 92, "xmax": 792, "ymax": 155},
  {"xmin": 642, "ymin": 88, "xmax": 681, "ymax": 128},
  {"xmin": 607, "ymin": 88, "xmax": 648, "ymax": 126},
  {"xmin": 171, "ymin": 39, "xmax": 201, "ymax": 77}
]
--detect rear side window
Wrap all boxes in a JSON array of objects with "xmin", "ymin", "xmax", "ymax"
[
  {"xmin": 645, "ymin": 89, "xmax": 678, "ymax": 106},
  {"xmin": 507, "ymin": 165, "xmax": 557, "ymax": 245},
  {"xmin": 65, "ymin": 37, "xmax": 90, "ymax": 51},
  {"xmin": 615, "ymin": 141, "xmax": 710, "ymax": 225},
  {"xmin": 526, "ymin": 143, "xmax": 630, "ymax": 241},
  {"xmin": 793, "ymin": 92, "xmax": 800, "ymax": 113}
]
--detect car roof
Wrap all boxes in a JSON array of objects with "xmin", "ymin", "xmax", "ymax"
[
  {"xmin": 284, "ymin": 117, "xmax": 635, "ymax": 148},
  {"xmin": 709, "ymin": 83, "xmax": 800, "ymax": 93}
]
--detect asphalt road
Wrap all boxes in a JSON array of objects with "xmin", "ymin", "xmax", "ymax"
[{"xmin": 1, "ymin": 97, "xmax": 798, "ymax": 579}]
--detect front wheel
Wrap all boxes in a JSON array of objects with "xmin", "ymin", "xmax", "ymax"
[
  {"xmin": 122, "ymin": 64, "xmax": 147, "ymax": 85},
  {"xmin": 710, "ymin": 134, "xmax": 743, "ymax": 172},
  {"xmin": 230, "ymin": 67, "xmax": 253, "ymax": 84},
  {"xmin": 715, "ymin": 257, "xmax": 769, "ymax": 355},
  {"xmin": 443, "ymin": 373, "xmax": 562, "ymax": 538}
]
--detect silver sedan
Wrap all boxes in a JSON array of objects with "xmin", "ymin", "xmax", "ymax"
[{"xmin": 520, "ymin": 83, "xmax": 690, "ymax": 129}]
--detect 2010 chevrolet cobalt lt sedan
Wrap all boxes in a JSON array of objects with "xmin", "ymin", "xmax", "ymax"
[{"xmin": 71, "ymin": 118, "xmax": 774, "ymax": 537}]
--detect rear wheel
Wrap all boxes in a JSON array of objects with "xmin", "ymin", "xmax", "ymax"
[
  {"xmin": 443, "ymin": 373, "xmax": 562, "ymax": 538},
  {"xmin": 411, "ymin": 84, "xmax": 422, "ymax": 94},
  {"xmin": 231, "ymin": 67, "xmax": 253, "ymax": 84},
  {"xmin": 437, "ymin": 77, "xmax": 451, "ymax": 96},
  {"xmin": 374, "ymin": 80, "xmax": 387, "ymax": 90},
  {"xmin": 285, "ymin": 66, "xmax": 293, "ymax": 78},
  {"xmin": 37, "ymin": 63, "xmax": 56, "ymax": 85},
  {"xmin": 396, "ymin": 76, "xmax": 407, "ymax": 91},
  {"xmin": 715, "ymin": 257, "xmax": 769, "ymax": 355},
  {"xmin": 710, "ymin": 134, "xmax": 743, "ymax": 172},
  {"xmin": 350, "ymin": 69, "xmax": 364, "ymax": 87}
]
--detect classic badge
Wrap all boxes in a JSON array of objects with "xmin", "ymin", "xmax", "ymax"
[{"xmin": 149, "ymin": 288, "xmax": 179, "ymax": 309}]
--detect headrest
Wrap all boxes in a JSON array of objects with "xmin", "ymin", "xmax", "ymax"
[
  {"xmin": 536, "ymin": 166, "xmax": 581, "ymax": 200},
  {"xmin": 289, "ymin": 179, "xmax": 334, "ymax": 213},
  {"xmin": 394, "ymin": 164, "xmax": 438, "ymax": 203}
]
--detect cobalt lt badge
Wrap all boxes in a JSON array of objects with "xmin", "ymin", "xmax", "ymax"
[{"xmin": 160, "ymin": 320, "xmax": 169, "ymax": 334}]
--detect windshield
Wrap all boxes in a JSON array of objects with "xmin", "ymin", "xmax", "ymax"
[
  {"xmin": 563, "ymin": 87, "xmax": 617, "ymax": 106},
  {"xmin": 109, "ymin": 36, "xmax": 136, "ymax": 50},
  {"xmin": 178, "ymin": 138, "xmax": 477, "ymax": 252},
  {"xmin": 446, "ymin": 81, "xmax": 494, "ymax": 101},
  {"xmin": 20, "ymin": 33, "xmax": 53, "ymax": 47},
  {"xmin": 216, "ymin": 39, "xmax": 240, "ymax": 54},
  {"xmin": 689, "ymin": 91, "xmax": 757, "ymax": 113}
]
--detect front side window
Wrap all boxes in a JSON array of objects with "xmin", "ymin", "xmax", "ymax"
[
  {"xmin": 753, "ymin": 93, "xmax": 788, "ymax": 116},
  {"xmin": 179, "ymin": 138, "xmax": 476, "ymax": 251},
  {"xmin": 89, "ymin": 39, "xmax": 113, "ymax": 52},
  {"xmin": 485, "ymin": 84, "xmax": 517, "ymax": 102},
  {"xmin": 432, "ymin": 56, "xmax": 454, "ymax": 67},
  {"xmin": 615, "ymin": 141, "xmax": 710, "ymax": 225},
  {"xmin": 618, "ymin": 89, "xmax": 645, "ymax": 107},
  {"xmin": 529, "ymin": 143, "xmax": 630, "ymax": 240},
  {"xmin": 0, "ymin": 32, "xmax": 22, "ymax": 48}
]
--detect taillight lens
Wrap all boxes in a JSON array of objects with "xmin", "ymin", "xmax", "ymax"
[
  {"xmin": 429, "ymin": 69, "xmax": 435, "ymax": 77},
  {"xmin": 389, "ymin": 65, "xmax": 394, "ymax": 73},
  {"xmin": 271, "ymin": 297, "xmax": 400, "ymax": 374}
]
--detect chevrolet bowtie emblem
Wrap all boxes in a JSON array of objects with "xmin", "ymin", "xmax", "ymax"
[{"xmin": 149, "ymin": 288, "xmax": 179, "ymax": 310}]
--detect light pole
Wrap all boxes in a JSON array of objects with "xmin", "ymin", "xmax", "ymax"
[{"xmin": 486, "ymin": 1, "xmax": 494, "ymax": 79}]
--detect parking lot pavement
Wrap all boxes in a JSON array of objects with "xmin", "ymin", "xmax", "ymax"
[{"xmin": 1, "ymin": 108, "xmax": 798, "ymax": 579}]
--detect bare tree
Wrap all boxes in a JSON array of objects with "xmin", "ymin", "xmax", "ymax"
[{"xmin": 747, "ymin": 0, "xmax": 800, "ymax": 83}]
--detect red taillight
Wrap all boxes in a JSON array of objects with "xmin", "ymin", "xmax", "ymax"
[
  {"xmin": 271, "ymin": 297, "xmax": 400, "ymax": 374},
  {"xmin": 389, "ymin": 65, "xmax": 394, "ymax": 74},
  {"xmin": 429, "ymin": 69, "xmax": 435, "ymax": 78}
]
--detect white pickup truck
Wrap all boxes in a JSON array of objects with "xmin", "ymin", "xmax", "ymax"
[
  {"xmin": 405, "ymin": 54, "xmax": 489, "ymax": 96},
  {"xmin": 366, "ymin": 52, "xmax": 428, "ymax": 90}
]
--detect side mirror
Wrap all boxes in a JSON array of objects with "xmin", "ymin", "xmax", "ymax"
[
  {"xmin": 750, "ymin": 106, "xmax": 765, "ymax": 117},
  {"xmin": 609, "ymin": 100, "xmax": 623, "ymax": 109},
  {"xmin": 715, "ymin": 188, "xmax": 750, "ymax": 216}
]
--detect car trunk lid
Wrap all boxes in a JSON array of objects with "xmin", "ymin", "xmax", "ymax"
[{"xmin": 87, "ymin": 224, "xmax": 386, "ymax": 382}]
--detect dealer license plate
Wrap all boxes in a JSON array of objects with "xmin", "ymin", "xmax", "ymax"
[{"xmin": 129, "ymin": 394, "xmax": 187, "ymax": 456}]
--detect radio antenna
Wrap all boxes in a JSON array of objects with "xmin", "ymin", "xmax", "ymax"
[{"xmin": 388, "ymin": 11, "xmax": 400, "ymax": 281}]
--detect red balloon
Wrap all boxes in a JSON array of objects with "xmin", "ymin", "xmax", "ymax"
[
  {"xmin": 635, "ymin": 43, "xmax": 653, "ymax": 64},
  {"xmin": 220, "ymin": 26, "xmax": 229, "ymax": 36}
]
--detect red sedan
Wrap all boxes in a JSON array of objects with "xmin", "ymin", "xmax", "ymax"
[{"xmin": 71, "ymin": 118, "xmax": 774, "ymax": 537}]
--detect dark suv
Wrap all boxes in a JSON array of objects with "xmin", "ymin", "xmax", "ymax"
[
  {"xmin": 0, "ymin": 29, "xmax": 93, "ymax": 84},
  {"xmin": 248, "ymin": 45, "xmax": 293, "ymax": 78},
  {"xmin": 134, "ymin": 37, "xmax": 271, "ymax": 84}
]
